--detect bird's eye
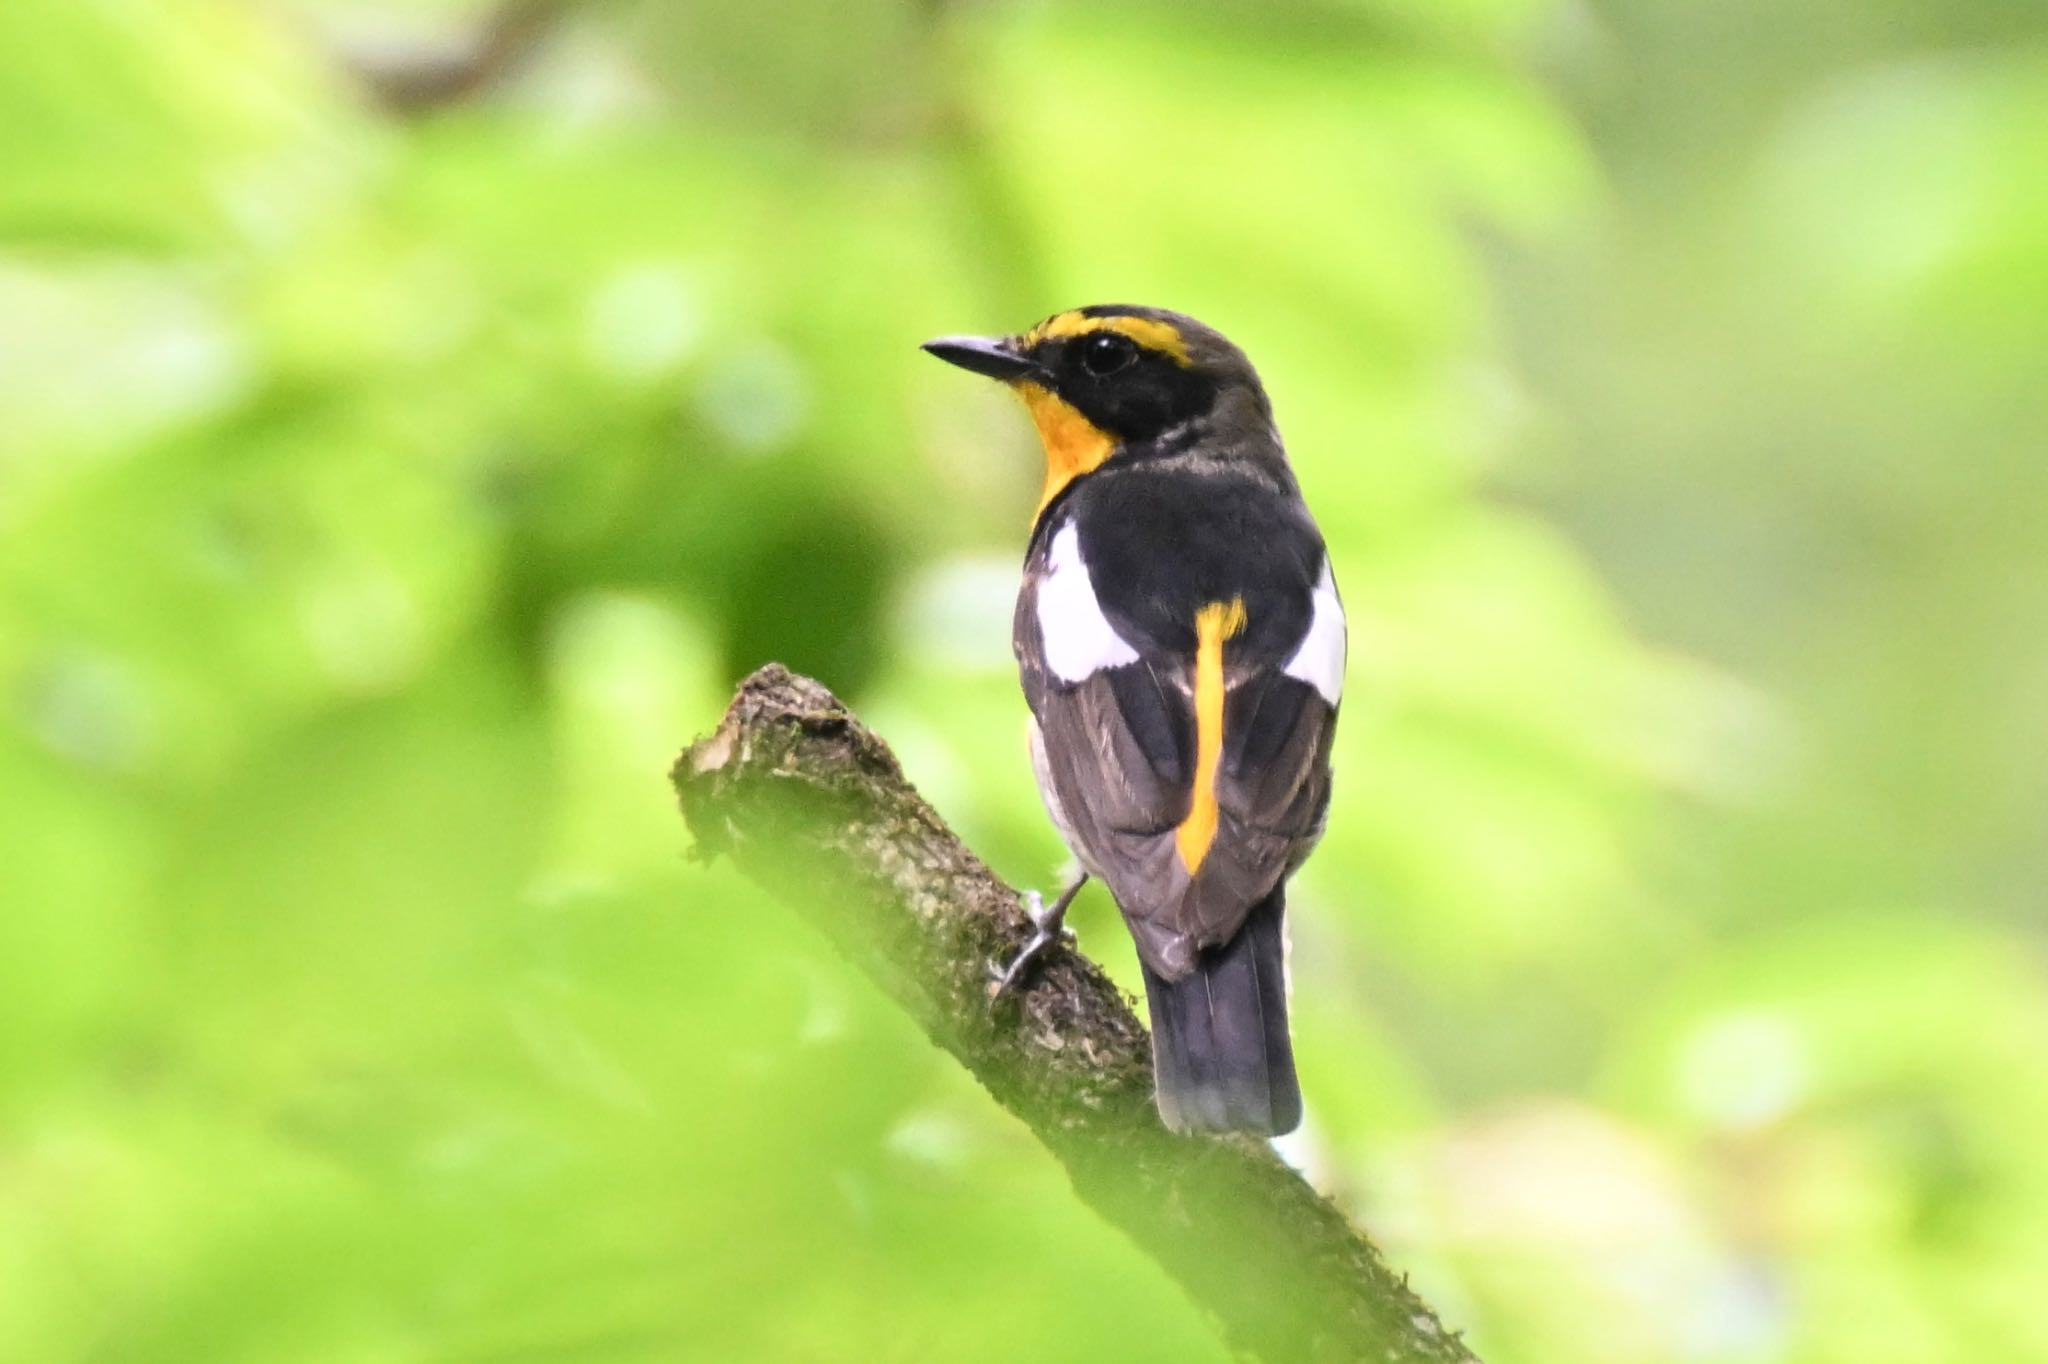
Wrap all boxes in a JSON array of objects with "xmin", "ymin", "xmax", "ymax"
[{"xmin": 1079, "ymin": 332, "xmax": 1138, "ymax": 377}]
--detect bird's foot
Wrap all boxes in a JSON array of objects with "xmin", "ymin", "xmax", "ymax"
[{"xmin": 989, "ymin": 875, "xmax": 1087, "ymax": 1002}]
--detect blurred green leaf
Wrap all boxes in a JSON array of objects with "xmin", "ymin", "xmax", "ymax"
[{"xmin": 3, "ymin": 0, "xmax": 2044, "ymax": 1360}]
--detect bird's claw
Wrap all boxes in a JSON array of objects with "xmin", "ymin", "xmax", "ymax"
[
  {"xmin": 989, "ymin": 927, "xmax": 1059, "ymax": 999},
  {"xmin": 1019, "ymin": 889, "xmax": 1078, "ymax": 941},
  {"xmin": 988, "ymin": 876, "xmax": 1088, "ymax": 1003}
]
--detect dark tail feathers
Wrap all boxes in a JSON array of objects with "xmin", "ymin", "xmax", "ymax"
[{"xmin": 1140, "ymin": 888, "xmax": 1301, "ymax": 1136}]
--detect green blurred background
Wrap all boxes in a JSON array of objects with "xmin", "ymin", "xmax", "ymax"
[{"xmin": 5, "ymin": 1, "xmax": 2045, "ymax": 1360}]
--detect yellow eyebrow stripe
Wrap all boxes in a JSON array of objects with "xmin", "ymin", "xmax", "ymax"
[
  {"xmin": 1175, "ymin": 597, "xmax": 1248, "ymax": 875},
  {"xmin": 1024, "ymin": 311, "xmax": 1193, "ymax": 366}
]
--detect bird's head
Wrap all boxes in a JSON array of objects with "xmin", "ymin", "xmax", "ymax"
[{"xmin": 923, "ymin": 305, "xmax": 1276, "ymax": 516}]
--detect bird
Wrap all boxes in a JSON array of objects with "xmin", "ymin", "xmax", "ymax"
[{"xmin": 922, "ymin": 305, "xmax": 1345, "ymax": 1136}]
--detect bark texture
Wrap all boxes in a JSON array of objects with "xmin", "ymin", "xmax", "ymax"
[{"xmin": 672, "ymin": 664, "xmax": 1478, "ymax": 1364}]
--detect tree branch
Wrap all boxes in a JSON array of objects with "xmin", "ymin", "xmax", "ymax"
[{"xmin": 671, "ymin": 664, "xmax": 1477, "ymax": 1364}]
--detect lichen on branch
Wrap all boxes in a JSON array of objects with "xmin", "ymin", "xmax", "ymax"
[{"xmin": 672, "ymin": 664, "xmax": 1478, "ymax": 1364}]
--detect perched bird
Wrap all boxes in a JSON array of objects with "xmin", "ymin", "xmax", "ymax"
[{"xmin": 923, "ymin": 306, "xmax": 1344, "ymax": 1136}]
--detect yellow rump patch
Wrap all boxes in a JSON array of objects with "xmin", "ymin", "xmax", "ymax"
[
  {"xmin": 1024, "ymin": 311, "xmax": 1193, "ymax": 367},
  {"xmin": 1175, "ymin": 597, "xmax": 1248, "ymax": 875},
  {"xmin": 1016, "ymin": 381, "xmax": 1115, "ymax": 516}
]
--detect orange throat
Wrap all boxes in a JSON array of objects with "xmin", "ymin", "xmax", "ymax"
[
  {"xmin": 1175, "ymin": 598, "xmax": 1248, "ymax": 875},
  {"xmin": 1016, "ymin": 381, "xmax": 1114, "ymax": 516}
]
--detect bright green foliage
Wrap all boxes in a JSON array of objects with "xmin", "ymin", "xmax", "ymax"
[{"xmin": 2, "ymin": 2, "xmax": 2044, "ymax": 1361}]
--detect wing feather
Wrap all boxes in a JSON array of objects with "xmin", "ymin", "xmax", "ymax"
[{"xmin": 1016, "ymin": 505, "xmax": 1342, "ymax": 981}]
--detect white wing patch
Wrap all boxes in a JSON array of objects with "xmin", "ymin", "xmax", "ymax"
[
  {"xmin": 1284, "ymin": 557, "xmax": 1345, "ymax": 705},
  {"xmin": 1037, "ymin": 523, "xmax": 1140, "ymax": 683}
]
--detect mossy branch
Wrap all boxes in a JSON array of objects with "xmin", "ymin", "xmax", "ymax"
[{"xmin": 672, "ymin": 664, "xmax": 1477, "ymax": 1364}]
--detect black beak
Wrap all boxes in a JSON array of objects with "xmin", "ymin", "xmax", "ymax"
[{"xmin": 920, "ymin": 334, "xmax": 1043, "ymax": 383}]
